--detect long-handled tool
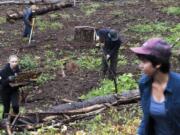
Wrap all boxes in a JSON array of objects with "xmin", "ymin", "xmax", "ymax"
[
  {"xmin": 28, "ymin": 18, "xmax": 35, "ymax": 45},
  {"xmin": 103, "ymin": 54, "xmax": 118, "ymax": 93}
]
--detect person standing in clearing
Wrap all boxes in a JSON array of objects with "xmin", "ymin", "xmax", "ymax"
[
  {"xmin": 0, "ymin": 55, "xmax": 20, "ymax": 119},
  {"xmin": 22, "ymin": 1, "xmax": 36, "ymax": 38},
  {"xmin": 96, "ymin": 28, "xmax": 122, "ymax": 79},
  {"xmin": 130, "ymin": 37, "xmax": 180, "ymax": 135}
]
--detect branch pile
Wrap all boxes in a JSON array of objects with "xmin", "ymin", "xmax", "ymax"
[
  {"xmin": 9, "ymin": 70, "xmax": 41, "ymax": 87},
  {"xmin": 0, "ymin": 90, "xmax": 140, "ymax": 133}
]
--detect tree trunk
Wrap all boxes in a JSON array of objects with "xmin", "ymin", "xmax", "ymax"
[
  {"xmin": 74, "ymin": 26, "xmax": 96, "ymax": 43},
  {"xmin": 6, "ymin": 3, "xmax": 73, "ymax": 21},
  {"xmin": 0, "ymin": 0, "xmax": 68, "ymax": 5}
]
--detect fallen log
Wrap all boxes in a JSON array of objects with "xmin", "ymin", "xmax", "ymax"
[
  {"xmin": 50, "ymin": 89, "xmax": 139, "ymax": 112},
  {"xmin": 0, "ymin": 90, "xmax": 140, "ymax": 132},
  {"xmin": 6, "ymin": 2, "xmax": 73, "ymax": 21},
  {"xmin": 0, "ymin": 0, "xmax": 68, "ymax": 5}
]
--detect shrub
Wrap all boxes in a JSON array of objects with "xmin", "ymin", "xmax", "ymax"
[
  {"xmin": 20, "ymin": 55, "xmax": 38, "ymax": 70},
  {"xmin": 36, "ymin": 73, "xmax": 55, "ymax": 85},
  {"xmin": 80, "ymin": 73, "xmax": 138, "ymax": 99},
  {"xmin": 129, "ymin": 22, "xmax": 169, "ymax": 33},
  {"xmin": 162, "ymin": 7, "xmax": 180, "ymax": 15},
  {"xmin": 76, "ymin": 55, "xmax": 101, "ymax": 70},
  {"xmin": 36, "ymin": 17, "xmax": 63, "ymax": 31},
  {"xmin": 0, "ymin": 17, "xmax": 6, "ymax": 25},
  {"xmin": 81, "ymin": 3, "xmax": 101, "ymax": 16}
]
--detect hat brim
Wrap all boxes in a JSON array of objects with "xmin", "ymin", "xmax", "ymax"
[
  {"xmin": 130, "ymin": 47, "xmax": 151, "ymax": 55},
  {"xmin": 108, "ymin": 33, "xmax": 118, "ymax": 41}
]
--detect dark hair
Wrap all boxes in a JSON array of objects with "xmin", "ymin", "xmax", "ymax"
[{"xmin": 137, "ymin": 54, "xmax": 170, "ymax": 73}]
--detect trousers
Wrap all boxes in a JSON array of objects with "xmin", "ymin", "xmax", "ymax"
[
  {"xmin": 101, "ymin": 53, "xmax": 118, "ymax": 79},
  {"xmin": 2, "ymin": 90, "xmax": 19, "ymax": 118}
]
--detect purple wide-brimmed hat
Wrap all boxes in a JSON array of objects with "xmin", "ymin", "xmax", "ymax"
[{"xmin": 130, "ymin": 38, "xmax": 171, "ymax": 61}]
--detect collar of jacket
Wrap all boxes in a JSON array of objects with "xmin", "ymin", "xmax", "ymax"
[{"xmin": 141, "ymin": 72, "xmax": 174, "ymax": 94}]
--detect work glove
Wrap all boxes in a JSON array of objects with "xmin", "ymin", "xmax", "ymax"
[
  {"xmin": 106, "ymin": 54, "xmax": 110, "ymax": 60},
  {"xmin": 8, "ymin": 76, "xmax": 15, "ymax": 82}
]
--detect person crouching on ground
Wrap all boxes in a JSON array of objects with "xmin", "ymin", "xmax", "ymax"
[
  {"xmin": 23, "ymin": 1, "xmax": 36, "ymax": 38},
  {"xmin": 96, "ymin": 28, "xmax": 122, "ymax": 79},
  {"xmin": 130, "ymin": 37, "xmax": 180, "ymax": 135},
  {"xmin": 0, "ymin": 55, "xmax": 20, "ymax": 119}
]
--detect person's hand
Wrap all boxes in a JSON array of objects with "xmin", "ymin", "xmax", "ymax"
[
  {"xmin": 8, "ymin": 76, "xmax": 15, "ymax": 82},
  {"xmin": 106, "ymin": 54, "xmax": 110, "ymax": 60},
  {"xmin": 95, "ymin": 35, "xmax": 100, "ymax": 42}
]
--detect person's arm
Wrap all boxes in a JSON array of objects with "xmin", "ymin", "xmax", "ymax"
[
  {"xmin": 0, "ymin": 71, "xmax": 11, "ymax": 87},
  {"xmin": 103, "ymin": 46, "xmax": 108, "ymax": 55},
  {"xmin": 24, "ymin": 9, "xmax": 32, "ymax": 26},
  {"xmin": 137, "ymin": 76, "xmax": 146, "ymax": 135},
  {"xmin": 97, "ymin": 28, "xmax": 110, "ymax": 55},
  {"xmin": 109, "ymin": 40, "xmax": 121, "ymax": 57},
  {"xmin": 137, "ymin": 116, "xmax": 145, "ymax": 135},
  {"xmin": 0, "ymin": 65, "xmax": 18, "ymax": 87}
]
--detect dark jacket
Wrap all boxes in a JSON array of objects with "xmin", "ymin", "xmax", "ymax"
[
  {"xmin": 23, "ymin": 7, "xmax": 33, "ymax": 26},
  {"xmin": 97, "ymin": 28, "xmax": 122, "ymax": 56},
  {"xmin": 0, "ymin": 64, "xmax": 20, "ymax": 93},
  {"xmin": 104, "ymin": 37, "xmax": 121, "ymax": 57},
  {"xmin": 138, "ymin": 72, "xmax": 180, "ymax": 135}
]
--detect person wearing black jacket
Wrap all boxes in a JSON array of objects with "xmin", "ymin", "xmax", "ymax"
[
  {"xmin": 0, "ymin": 55, "xmax": 20, "ymax": 118},
  {"xmin": 97, "ymin": 28, "xmax": 122, "ymax": 79}
]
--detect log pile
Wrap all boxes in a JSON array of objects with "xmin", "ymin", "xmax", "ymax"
[
  {"xmin": 0, "ymin": 90, "xmax": 140, "ymax": 133},
  {"xmin": 6, "ymin": 2, "xmax": 73, "ymax": 21}
]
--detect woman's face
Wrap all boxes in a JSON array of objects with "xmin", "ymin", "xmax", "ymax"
[
  {"xmin": 139, "ymin": 59, "xmax": 156, "ymax": 76},
  {"xmin": 9, "ymin": 57, "xmax": 19, "ymax": 69}
]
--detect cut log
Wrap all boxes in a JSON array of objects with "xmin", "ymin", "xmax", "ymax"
[
  {"xmin": 6, "ymin": 3, "xmax": 73, "ymax": 21},
  {"xmin": 74, "ymin": 26, "xmax": 96, "ymax": 43}
]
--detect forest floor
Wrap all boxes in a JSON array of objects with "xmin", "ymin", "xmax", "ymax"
[{"xmin": 0, "ymin": 0, "xmax": 179, "ymax": 134}]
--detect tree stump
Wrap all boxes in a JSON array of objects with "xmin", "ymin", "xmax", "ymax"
[{"xmin": 74, "ymin": 26, "xmax": 96, "ymax": 43}]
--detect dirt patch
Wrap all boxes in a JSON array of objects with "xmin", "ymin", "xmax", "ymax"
[{"xmin": 25, "ymin": 70, "xmax": 101, "ymax": 111}]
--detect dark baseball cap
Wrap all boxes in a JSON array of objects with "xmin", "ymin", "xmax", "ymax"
[{"xmin": 130, "ymin": 38, "xmax": 171, "ymax": 61}]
